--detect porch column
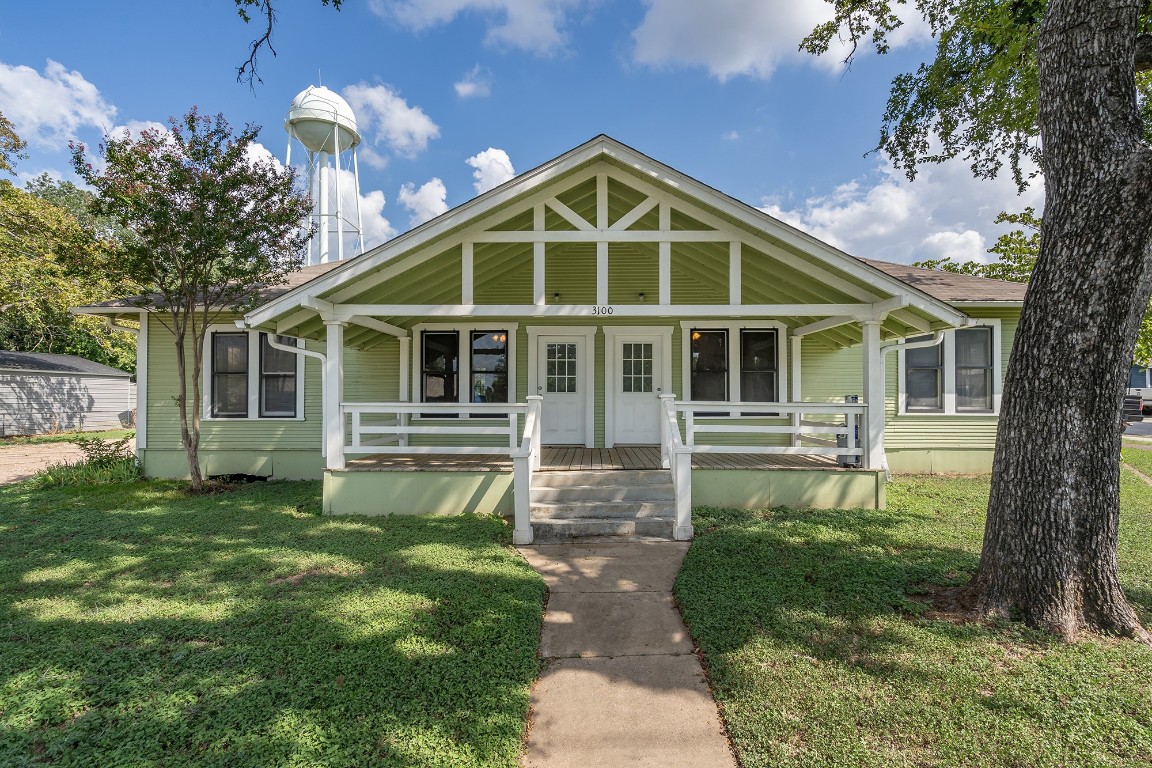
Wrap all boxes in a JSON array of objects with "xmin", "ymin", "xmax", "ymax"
[
  {"xmin": 324, "ymin": 319, "xmax": 347, "ymax": 470},
  {"xmin": 790, "ymin": 335, "xmax": 802, "ymax": 447},
  {"xmin": 861, "ymin": 320, "xmax": 885, "ymax": 470},
  {"xmin": 398, "ymin": 336, "xmax": 411, "ymax": 448}
]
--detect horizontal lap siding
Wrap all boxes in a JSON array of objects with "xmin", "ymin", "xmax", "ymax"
[
  {"xmin": 0, "ymin": 374, "xmax": 134, "ymax": 436},
  {"xmin": 146, "ymin": 315, "xmax": 322, "ymax": 451}
]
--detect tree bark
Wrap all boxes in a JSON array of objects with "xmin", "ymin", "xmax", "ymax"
[{"xmin": 963, "ymin": 0, "xmax": 1152, "ymax": 641}]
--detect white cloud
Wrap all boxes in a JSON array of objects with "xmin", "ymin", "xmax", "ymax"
[
  {"xmin": 760, "ymin": 156, "xmax": 1044, "ymax": 265},
  {"xmin": 722, "ymin": 130, "xmax": 740, "ymax": 142},
  {"xmin": 369, "ymin": 0, "xmax": 585, "ymax": 53},
  {"xmin": 455, "ymin": 65, "xmax": 492, "ymax": 98},
  {"xmin": 398, "ymin": 178, "xmax": 449, "ymax": 227},
  {"xmin": 355, "ymin": 188, "xmax": 398, "ymax": 248},
  {"xmin": 108, "ymin": 119, "xmax": 168, "ymax": 142},
  {"xmin": 466, "ymin": 147, "xmax": 516, "ymax": 194},
  {"xmin": 631, "ymin": 0, "xmax": 929, "ymax": 80},
  {"xmin": 342, "ymin": 83, "xmax": 440, "ymax": 161},
  {"xmin": 0, "ymin": 60, "xmax": 117, "ymax": 149}
]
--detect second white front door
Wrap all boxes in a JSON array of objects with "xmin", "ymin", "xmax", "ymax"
[{"xmin": 611, "ymin": 334, "xmax": 663, "ymax": 444}]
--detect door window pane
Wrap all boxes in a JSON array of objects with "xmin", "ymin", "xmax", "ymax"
[
  {"xmin": 690, "ymin": 329, "xmax": 727, "ymax": 401},
  {"xmin": 212, "ymin": 333, "xmax": 248, "ymax": 417},
  {"xmin": 621, "ymin": 342, "xmax": 653, "ymax": 394},
  {"xmin": 546, "ymin": 343, "xmax": 577, "ymax": 393}
]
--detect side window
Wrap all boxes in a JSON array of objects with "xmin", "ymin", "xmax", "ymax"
[
  {"xmin": 470, "ymin": 331, "xmax": 509, "ymax": 403},
  {"xmin": 905, "ymin": 337, "xmax": 944, "ymax": 412},
  {"xmin": 259, "ymin": 334, "xmax": 298, "ymax": 417},
  {"xmin": 955, "ymin": 327, "xmax": 993, "ymax": 412},
  {"xmin": 211, "ymin": 333, "xmax": 249, "ymax": 417}
]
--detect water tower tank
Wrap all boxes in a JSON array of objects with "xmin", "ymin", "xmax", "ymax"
[{"xmin": 285, "ymin": 85, "xmax": 361, "ymax": 155}]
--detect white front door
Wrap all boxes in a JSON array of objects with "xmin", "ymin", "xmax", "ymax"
[
  {"xmin": 612, "ymin": 335, "xmax": 663, "ymax": 444},
  {"xmin": 537, "ymin": 336, "xmax": 587, "ymax": 445}
]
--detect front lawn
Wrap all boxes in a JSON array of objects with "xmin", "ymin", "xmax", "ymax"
[
  {"xmin": 0, "ymin": 480, "xmax": 545, "ymax": 767},
  {"xmin": 676, "ymin": 473, "xmax": 1152, "ymax": 768},
  {"xmin": 1122, "ymin": 440, "xmax": 1152, "ymax": 477}
]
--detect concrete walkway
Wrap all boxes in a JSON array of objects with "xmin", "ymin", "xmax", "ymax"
[{"xmin": 518, "ymin": 541, "xmax": 737, "ymax": 768}]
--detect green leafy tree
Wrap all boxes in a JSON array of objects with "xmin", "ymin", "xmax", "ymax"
[
  {"xmin": 808, "ymin": 0, "xmax": 1152, "ymax": 641},
  {"xmin": 0, "ymin": 112, "xmax": 26, "ymax": 175},
  {"xmin": 73, "ymin": 108, "xmax": 311, "ymax": 490},
  {"xmin": 0, "ymin": 114, "xmax": 136, "ymax": 371}
]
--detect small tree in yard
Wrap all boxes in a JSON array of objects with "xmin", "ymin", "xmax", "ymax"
[{"xmin": 73, "ymin": 108, "xmax": 311, "ymax": 491}]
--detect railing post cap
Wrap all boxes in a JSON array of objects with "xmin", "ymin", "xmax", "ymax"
[{"xmin": 526, "ymin": 395, "xmax": 544, "ymax": 401}]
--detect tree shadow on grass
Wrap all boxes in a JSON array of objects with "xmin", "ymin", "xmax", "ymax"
[
  {"xmin": 674, "ymin": 503, "xmax": 1152, "ymax": 767},
  {"xmin": 0, "ymin": 480, "xmax": 546, "ymax": 767}
]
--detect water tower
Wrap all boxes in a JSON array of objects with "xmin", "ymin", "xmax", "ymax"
[{"xmin": 285, "ymin": 85, "xmax": 364, "ymax": 265}]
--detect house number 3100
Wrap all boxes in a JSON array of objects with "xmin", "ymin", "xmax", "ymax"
[{"xmin": 592, "ymin": 305, "xmax": 614, "ymax": 315}]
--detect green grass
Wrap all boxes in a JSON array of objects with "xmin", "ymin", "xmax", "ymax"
[
  {"xmin": 0, "ymin": 480, "xmax": 545, "ymax": 767},
  {"xmin": 0, "ymin": 429, "xmax": 134, "ymax": 446},
  {"xmin": 1122, "ymin": 440, "xmax": 1152, "ymax": 478},
  {"xmin": 676, "ymin": 474, "xmax": 1152, "ymax": 768}
]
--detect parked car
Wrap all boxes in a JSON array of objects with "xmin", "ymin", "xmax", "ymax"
[{"xmin": 1128, "ymin": 365, "xmax": 1152, "ymax": 416}]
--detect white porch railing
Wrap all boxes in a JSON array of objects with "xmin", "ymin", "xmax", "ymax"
[
  {"xmin": 659, "ymin": 396, "xmax": 870, "ymax": 542},
  {"xmin": 341, "ymin": 398, "xmax": 542, "ymax": 545},
  {"xmin": 343, "ymin": 402, "xmax": 527, "ymax": 454}
]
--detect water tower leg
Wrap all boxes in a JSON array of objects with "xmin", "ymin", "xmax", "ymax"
[
  {"xmin": 334, "ymin": 130, "xmax": 344, "ymax": 262},
  {"xmin": 318, "ymin": 151, "xmax": 330, "ymax": 264},
  {"xmin": 353, "ymin": 148, "xmax": 364, "ymax": 254}
]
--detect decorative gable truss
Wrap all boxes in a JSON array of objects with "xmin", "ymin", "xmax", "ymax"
[{"xmin": 244, "ymin": 137, "xmax": 967, "ymax": 350}]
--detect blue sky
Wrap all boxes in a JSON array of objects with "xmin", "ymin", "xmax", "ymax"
[{"xmin": 0, "ymin": 1, "xmax": 1042, "ymax": 264}]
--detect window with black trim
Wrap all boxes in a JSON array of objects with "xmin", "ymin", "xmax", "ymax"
[
  {"xmin": 260, "ymin": 335, "xmax": 298, "ymax": 417},
  {"xmin": 422, "ymin": 331, "xmax": 459, "ymax": 403},
  {"xmin": 740, "ymin": 329, "xmax": 778, "ymax": 402},
  {"xmin": 211, "ymin": 333, "xmax": 249, "ymax": 418},
  {"xmin": 690, "ymin": 329, "xmax": 728, "ymax": 401},
  {"xmin": 470, "ymin": 330, "xmax": 509, "ymax": 404}
]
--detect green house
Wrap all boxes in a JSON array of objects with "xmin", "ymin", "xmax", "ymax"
[{"xmin": 78, "ymin": 136, "xmax": 1025, "ymax": 544}]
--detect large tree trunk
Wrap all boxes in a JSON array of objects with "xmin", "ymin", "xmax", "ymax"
[{"xmin": 963, "ymin": 0, "xmax": 1152, "ymax": 641}]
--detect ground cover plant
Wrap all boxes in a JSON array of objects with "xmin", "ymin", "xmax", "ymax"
[
  {"xmin": 0, "ymin": 429, "xmax": 134, "ymax": 446},
  {"xmin": 676, "ymin": 474, "xmax": 1152, "ymax": 768},
  {"xmin": 0, "ymin": 480, "xmax": 545, "ymax": 767}
]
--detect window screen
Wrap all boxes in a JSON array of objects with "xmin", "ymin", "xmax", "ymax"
[
  {"xmin": 905, "ymin": 336, "xmax": 943, "ymax": 412},
  {"xmin": 955, "ymin": 327, "xmax": 993, "ymax": 412},
  {"xmin": 211, "ymin": 333, "xmax": 248, "ymax": 417},
  {"xmin": 740, "ymin": 329, "xmax": 778, "ymax": 402},
  {"xmin": 422, "ymin": 331, "xmax": 459, "ymax": 403},
  {"xmin": 690, "ymin": 329, "xmax": 727, "ymax": 401},
  {"xmin": 259, "ymin": 334, "xmax": 297, "ymax": 417}
]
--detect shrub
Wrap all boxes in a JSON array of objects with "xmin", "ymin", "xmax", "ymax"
[{"xmin": 31, "ymin": 436, "xmax": 140, "ymax": 488}]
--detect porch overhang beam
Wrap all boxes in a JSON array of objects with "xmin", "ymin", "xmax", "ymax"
[
  {"xmin": 791, "ymin": 296, "xmax": 913, "ymax": 338},
  {"xmin": 330, "ymin": 303, "xmax": 879, "ymax": 320},
  {"xmin": 347, "ymin": 315, "xmax": 407, "ymax": 338},
  {"xmin": 471, "ymin": 230, "xmax": 732, "ymax": 243}
]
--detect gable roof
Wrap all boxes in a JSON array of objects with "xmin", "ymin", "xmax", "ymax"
[
  {"xmin": 863, "ymin": 260, "xmax": 1027, "ymax": 304},
  {"xmin": 241, "ymin": 135, "xmax": 971, "ymax": 331},
  {"xmin": 0, "ymin": 351, "xmax": 131, "ymax": 377}
]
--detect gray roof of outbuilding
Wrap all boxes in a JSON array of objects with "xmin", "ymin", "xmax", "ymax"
[
  {"xmin": 862, "ymin": 259, "xmax": 1027, "ymax": 303},
  {"xmin": 0, "ymin": 351, "xmax": 132, "ymax": 376}
]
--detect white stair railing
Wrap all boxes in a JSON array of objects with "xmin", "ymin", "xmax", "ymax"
[
  {"xmin": 510, "ymin": 396, "xmax": 543, "ymax": 545},
  {"xmin": 659, "ymin": 394, "xmax": 694, "ymax": 541}
]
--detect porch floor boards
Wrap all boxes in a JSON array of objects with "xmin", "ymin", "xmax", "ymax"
[{"xmin": 344, "ymin": 447, "xmax": 847, "ymax": 472}]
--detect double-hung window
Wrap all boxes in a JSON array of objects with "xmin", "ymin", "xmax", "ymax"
[
  {"xmin": 418, "ymin": 326, "xmax": 514, "ymax": 414},
  {"xmin": 206, "ymin": 330, "xmax": 302, "ymax": 419},
  {"xmin": 687, "ymin": 325, "xmax": 781, "ymax": 403},
  {"xmin": 900, "ymin": 323, "xmax": 999, "ymax": 415}
]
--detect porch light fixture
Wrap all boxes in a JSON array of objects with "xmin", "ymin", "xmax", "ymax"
[
  {"xmin": 637, "ymin": 292, "xmax": 645, "ymax": 302},
  {"xmin": 553, "ymin": 292, "xmax": 560, "ymax": 302}
]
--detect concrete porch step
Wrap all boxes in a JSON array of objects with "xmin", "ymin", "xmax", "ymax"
[
  {"xmin": 530, "ymin": 484, "xmax": 675, "ymax": 503},
  {"xmin": 530, "ymin": 517, "xmax": 676, "ymax": 543},
  {"xmin": 532, "ymin": 469, "xmax": 671, "ymax": 488},
  {"xmin": 531, "ymin": 500, "xmax": 675, "ymax": 519}
]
